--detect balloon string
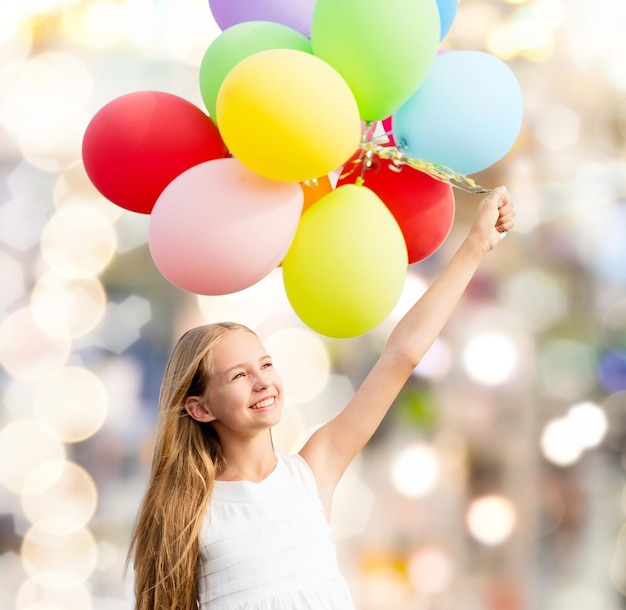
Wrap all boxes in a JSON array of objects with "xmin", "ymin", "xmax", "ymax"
[{"xmin": 343, "ymin": 136, "xmax": 492, "ymax": 195}]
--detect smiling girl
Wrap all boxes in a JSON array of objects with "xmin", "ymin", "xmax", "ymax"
[{"xmin": 128, "ymin": 187, "xmax": 515, "ymax": 609}]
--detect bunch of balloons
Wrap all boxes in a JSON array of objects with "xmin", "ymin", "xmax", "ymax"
[{"xmin": 82, "ymin": 0, "xmax": 523, "ymax": 338}]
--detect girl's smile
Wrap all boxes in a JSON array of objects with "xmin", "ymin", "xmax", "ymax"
[{"xmin": 199, "ymin": 329, "xmax": 284, "ymax": 431}]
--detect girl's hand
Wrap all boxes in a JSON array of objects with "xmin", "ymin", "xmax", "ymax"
[{"xmin": 466, "ymin": 186, "xmax": 516, "ymax": 255}]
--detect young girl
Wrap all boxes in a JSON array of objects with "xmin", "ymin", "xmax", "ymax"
[{"xmin": 128, "ymin": 187, "xmax": 515, "ymax": 609}]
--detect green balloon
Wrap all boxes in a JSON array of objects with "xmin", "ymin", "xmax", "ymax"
[
  {"xmin": 311, "ymin": 0, "xmax": 440, "ymax": 122},
  {"xmin": 199, "ymin": 21, "xmax": 312, "ymax": 123}
]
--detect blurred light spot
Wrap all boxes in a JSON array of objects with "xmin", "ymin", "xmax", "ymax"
[
  {"xmin": 19, "ymin": 460, "xmax": 65, "ymax": 497},
  {"xmin": 62, "ymin": 1, "xmax": 127, "ymax": 49},
  {"xmin": 19, "ymin": 0, "xmax": 83, "ymax": 17},
  {"xmin": 462, "ymin": 332, "xmax": 518, "ymax": 385},
  {"xmin": 506, "ymin": 160, "xmax": 542, "ymax": 233},
  {"xmin": 2, "ymin": 378, "xmax": 36, "ymax": 419},
  {"xmin": 391, "ymin": 443, "xmax": 439, "ymax": 498},
  {"xmin": 289, "ymin": 375, "xmax": 355, "ymax": 444},
  {"xmin": 567, "ymin": 402, "xmax": 608, "ymax": 449},
  {"xmin": 31, "ymin": 272, "xmax": 107, "ymax": 339},
  {"xmin": 414, "ymin": 338, "xmax": 453, "ymax": 379},
  {"xmin": 120, "ymin": 0, "xmax": 161, "ymax": 50},
  {"xmin": 19, "ymin": 112, "xmax": 89, "ymax": 172},
  {"xmin": 606, "ymin": 55, "xmax": 626, "ymax": 90},
  {"xmin": 534, "ymin": 104, "xmax": 580, "ymax": 150},
  {"xmin": 495, "ymin": 0, "xmax": 565, "ymax": 60},
  {"xmin": 609, "ymin": 544, "xmax": 626, "ymax": 597},
  {"xmin": 0, "ymin": 307, "xmax": 70, "ymax": 381},
  {"xmin": 21, "ymin": 461, "xmax": 98, "ymax": 531},
  {"xmin": 358, "ymin": 552, "xmax": 408, "ymax": 608},
  {"xmin": 453, "ymin": 3, "xmax": 501, "ymax": 50},
  {"xmin": 33, "ymin": 367, "xmax": 108, "ymax": 443},
  {"xmin": 88, "ymin": 295, "xmax": 152, "ymax": 353},
  {"xmin": 466, "ymin": 494, "xmax": 516, "ymax": 546},
  {"xmin": 598, "ymin": 351, "xmax": 626, "ymax": 393},
  {"xmin": 541, "ymin": 417, "xmax": 583, "ymax": 466},
  {"xmin": 0, "ymin": 52, "xmax": 92, "ymax": 171},
  {"xmin": 94, "ymin": 356, "xmax": 143, "ymax": 431},
  {"xmin": 564, "ymin": 0, "xmax": 626, "ymax": 67},
  {"xmin": 590, "ymin": 205, "xmax": 626, "ymax": 284},
  {"xmin": 433, "ymin": 431, "xmax": 468, "ymax": 487},
  {"xmin": 0, "ymin": 251, "xmax": 26, "ymax": 312},
  {"xmin": 0, "ymin": 5, "xmax": 32, "ymax": 66},
  {"xmin": 53, "ymin": 162, "xmax": 117, "ymax": 214},
  {"xmin": 538, "ymin": 339, "xmax": 597, "ymax": 400},
  {"xmin": 95, "ymin": 540, "xmax": 122, "ymax": 572},
  {"xmin": 21, "ymin": 520, "xmax": 97, "ymax": 582},
  {"xmin": 287, "ymin": 421, "xmax": 322, "ymax": 459},
  {"xmin": 264, "ymin": 328, "xmax": 330, "ymax": 405},
  {"xmin": 376, "ymin": 273, "xmax": 428, "ymax": 335},
  {"xmin": 600, "ymin": 298, "xmax": 626, "ymax": 352},
  {"xmin": 159, "ymin": 1, "xmax": 221, "ymax": 65},
  {"xmin": 488, "ymin": 16, "xmax": 554, "ymax": 61},
  {"xmin": 1, "ymin": 182, "xmax": 53, "ymax": 253},
  {"xmin": 548, "ymin": 583, "xmax": 605, "ymax": 610},
  {"xmin": 40, "ymin": 204, "xmax": 116, "ymax": 278},
  {"xmin": 331, "ymin": 461, "xmax": 375, "ymax": 540},
  {"xmin": 197, "ymin": 270, "xmax": 282, "ymax": 330},
  {"xmin": 602, "ymin": 390, "xmax": 626, "ymax": 451},
  {"xmin": 501, "ymin": 269, "xmax": 568, "ymax": 332},
  {"xmin": 16, "ymin": 574, "xmax": 91, "ymax": 610},
  {"xmin": 0, "ymin": 420, "xmax": 66, "ymax": 494},
  {"xmin": 113, "ymin": 211, "xmax": 150, "ymax": 253},
  {"xmin": 408, "ymin": 546, "xmax": 453, "ymax": 595}
]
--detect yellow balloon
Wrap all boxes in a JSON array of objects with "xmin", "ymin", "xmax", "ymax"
[
  {"xmin": 282, "ymin": 184, "xmax": 408, "ymax": 338},
  {"xmin": 217, "ymin": 49, "xmax": 361, "ymax": 183}
]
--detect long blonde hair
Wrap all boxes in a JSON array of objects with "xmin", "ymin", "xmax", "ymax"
[{"xmin": 128, "ymin": 322, "xmax": 255, "ymax": 610}]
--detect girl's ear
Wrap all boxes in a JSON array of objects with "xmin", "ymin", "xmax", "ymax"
[{"xmin": 184, "ymin": 396, "xmax": 217, "ymax": 423}]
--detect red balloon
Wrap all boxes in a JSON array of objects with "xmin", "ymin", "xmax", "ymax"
[
  {"xmin": 338, "ymin": 151, "xmax": 455, "ymax": 263},
  {"xmin": 82, "ymin": 91, "xmax": 228, "ymax": 214}
]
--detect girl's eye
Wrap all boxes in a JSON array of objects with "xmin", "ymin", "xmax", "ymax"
[
  {"xmin": 232, "ymin": 372, "xmax": 245, "ymax": 380},
  {"xmin": 262, "ymin": 362, "xmax": 273, "ymax": 369}
]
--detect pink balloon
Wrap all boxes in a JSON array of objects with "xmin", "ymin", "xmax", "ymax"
[
  {"xmin": 149, "ymin": 158, "xmax": 303, "ymax": 295},
  {"xmin": 381, "ymin": 116, "xmax": 396, "ymax": 145}
]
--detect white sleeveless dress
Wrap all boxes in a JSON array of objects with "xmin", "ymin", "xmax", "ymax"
[{"xmin": 197, "ymin": 453, "xmax": 355, "ymax": 609}]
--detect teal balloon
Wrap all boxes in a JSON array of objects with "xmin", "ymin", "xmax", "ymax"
[
  {"xmin": 311, "ymin": 0, "xmax": 440, "ymax": 122},
  {"xmin": 393, "ymin": 51, "xmax": 524, "ymax": 175},
  {"xmin": 436, "ymin": 0, "xmax": 458, "ymax": 40},
  {"xmin": 199, "ymin": 20, "xmax": 312, "ymax": 122}
]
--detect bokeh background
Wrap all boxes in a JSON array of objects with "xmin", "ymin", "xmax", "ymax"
[{"xmin": 1, "ymin": 0, "xmax": 626, "ymax": 608}]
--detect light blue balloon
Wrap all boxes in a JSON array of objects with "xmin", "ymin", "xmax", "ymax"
[
  {"xmin": 393, "ymin": 51, "xmax": 523, "ymax": 176},
  {"xmin": 436, "ymin": 0, "xmax": 457, "ymax": 40}
]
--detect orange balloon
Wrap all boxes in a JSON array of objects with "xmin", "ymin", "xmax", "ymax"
[{"xmin": 300, "ymin": 175, "xmax": 333, "ymax": 214}]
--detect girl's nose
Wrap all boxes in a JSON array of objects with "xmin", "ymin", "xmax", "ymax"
[{"xmin": 253, "ymin": 373, "xmax": 269, "ymax": 391}]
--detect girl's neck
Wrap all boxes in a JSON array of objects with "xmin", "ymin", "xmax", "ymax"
[{"xmin": 216, "ymin": 433, "xmax": 277, "ymax": 483}]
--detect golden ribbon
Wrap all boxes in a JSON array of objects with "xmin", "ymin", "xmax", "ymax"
[{"xmin": 341, "ymin": 131, "xmax": 492, "ymax": 195}]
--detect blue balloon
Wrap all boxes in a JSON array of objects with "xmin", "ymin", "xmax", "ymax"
[
  {"xmin": 392, "ymin": 51, "xmax": 523, "ymax": 176},
  {"xmin": 436, "ymin": 0, "xmax": 457, "ymax": 40}
]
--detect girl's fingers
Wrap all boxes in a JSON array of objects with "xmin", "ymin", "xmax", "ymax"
[
  {"xmin": 494, "ymin": 191, "xmax": 515, "ymax": 234},
  {"xmin": 496, "ymin": 213, "xmax": 515, "ymax": 232}
]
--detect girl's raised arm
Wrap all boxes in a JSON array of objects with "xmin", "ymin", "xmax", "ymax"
[{"xmin": 300, "ymin": 186, "xmax": 515, "ymax": 508}]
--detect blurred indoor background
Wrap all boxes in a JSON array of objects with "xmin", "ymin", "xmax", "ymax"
[{"xmin": 1, "ymin": 0, "xmax": 626, "ymax": 608}]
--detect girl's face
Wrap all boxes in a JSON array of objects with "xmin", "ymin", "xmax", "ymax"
[{"xmin": 202, "ymin": 330, "xmax": 284, "ymax": 434}]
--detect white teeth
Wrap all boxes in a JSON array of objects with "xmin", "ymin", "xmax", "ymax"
[{"xmin": 251, "ymin": 397, "xmax": 274, "ymax": 409}]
